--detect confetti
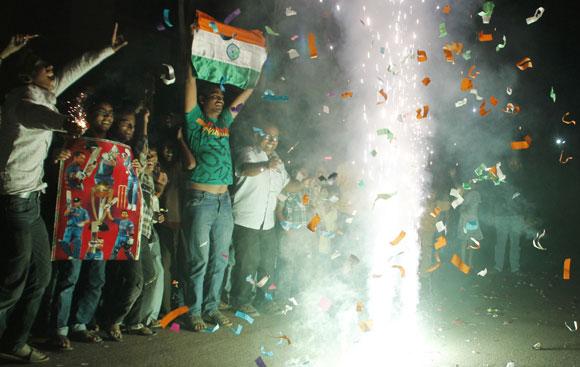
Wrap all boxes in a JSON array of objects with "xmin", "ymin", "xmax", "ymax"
[
  {"xmin": 426, "ymin": 252, "xmax": 442, "ymax": 273},
  {"xmin": 516, "ymin": 57, "xmax": 533, "ymax": 71},
  {"xmin": 340, "ymin": 91, "xmax": 353, "ymax": 99},
  {"xmin": 559, "ymin": 150, "xmax": 573, "ymax": 164},
  {"xmin": 532, "ymin": 229, "xmax": 547, "ymax": 251},
  {"xmin": 287, "ymin": 49, "xmax": 300, "ymax": 59},
  {"xmin": 319, "ymin": 297, "xmax": 332, "ymax": 312},
  {"xmin": 290, "ymin": 35, "xmax": 299, "ymax": 41},
  {"xmin": 159, "ymin": 306, "xmax": 189, "ymax": 328},
  {"xmin": 223, "ymin": 8, "xmax": 241, "ymax": 24},
  {"xmin": 478, "ymin": 31, "xmax": 493, "ymax": 42},
  {"xmin": 526, "ymin": 7, "xmax": 545, "ymax": 25},
  {"xmin": 430, "ymin": 207, "xmax": 441, "ymax": 218},
  {"xmin": 565, "ymin": 321, "xmax": 578, "ymax": 332},
  {"xmin": 506, "ymin": 87, "xmax": 513, "ymax": 95},
  {"xmin": 202, "ymin": 324, "xmax": 220, "ymax": 333},
  {"xmin": 468, "ymin": 65, "xmax": 480, "ymax": 79},
  {"xmin": 356, "ymin": 301, "xmax": 364, "ymax": 313},
  {"xmin": 323, "ymin": 105, "xmax": 330, "ymax": 114},
  {"xmin": 260, "ymin": 346, "xmax": 274, "ymax": 357},
  {"xmin": 503, "ymin": 103, "xmax": 521, "ymax": 114},
  {"xmin": 442, "ymin": 4, "xmax": 452, "ymax": 14},
  {"xmin": 470, "ymin": 89, "xmax": 483, "ymax": 101},
  {"xmin": 392, "ymin": 265, "xmax": 405, "ymax": 277},
  {"xmin": 451, "ymin": 254, "xmax": 471, "ymax": 274},
  {"xmin": 256, "ymin": 275, "xmax": 269, "ymax": 288},
  {"xmin": 285, "ymin": 7, "xmax": 297, "ymax": 16},
  {"xmin": 478, "ymin": 1, "xmax": 495, "ymax": 24},
  {"xmin": 169, "ymin": 323, "xmax": 180, "ymax": 332},
  {"xmin": 455, "ymin": 98, "xmax": 468, "ymax": 107},
  {"xmin": 235, "ymin": 310, "xmax": 255, "ymax": 324},
  {"xmin": 416, "ymin": 105, "xmax": 429, "ymax": 119},
  {"xmin": 308, "ymin": 32, "xmax": 318, "ymax": 59},
  {"xmin": 265, "ymin": 26, "xmax": 280, "ymax": 36},
  {"xmin": 489, "ymin": 96, "xmax": 498, "ymax": 106},
  {"xmin": 232, "ymin": 324, "xmax": 243, "ymax": 335},
  {"xmin": 511, "ymin": 135, "xmax": 532, "ymax": 150},
  {"xmin": 563, "ymin": 258, "xmax": 571, "ymax": 280},
  {"xmin": 422, "ymin": 77, "xmax": 431, "ymax": 86},
  {"xmin": 262, "ymin": 90, "xmax": 288, "ymax": 102},
  {"xmin": 450, "ymin": 188, "xmax": 464, "ymax": 209},
  {"xmin": 255, "ymin": 356, "xmax": 267, "ymax": 367},
  {"xmin": 163, "ymin": 9, "xmax": 174, "ymax": 28},
  {"xmin": 390, "ymin": 231, "xmax": 406, "ymax": 245},
  {"xmin": 434, "ymin": 235, "xmax": 447, "ymax": 250},
  {"xmin": 549, "ymin": 87, "xmax": 556, "ymax": 102},
  {"xmin": 460, "ymin": 78, "xmax": 473, "ymax": 91},
  {"xmin": 417, "ymin": 50, "xmax": 428, "ymax": 62},
  {"xmin": 496, "ymin": 35, "xmax": 507, "ymax": 52},
  {"xmin": 443, "ymin": 48, "xmax": 454, "ymax": 63},
  {"xmin": 462, "ymin": 50, "xmax": 472, "ymax": 60},
  {"xmin": 359, "ymin": 320, "xmax": 373, "ymax": 332},
  {"xmin": 307, "ymin": 214, "xmax": 321, "ymax": 232},
  {"xmin": 469, "ymin": 237, "xmax": 481, "ymax": 250},
  {"xmin": 208, "ymin": 21, "xmax": 219, "ymax": 33},
  {"xmin": 480, "ymin": 101, "xmax": 491, "ymax": 117},
  {"xmin": 377, "ymin": 88, "xmax": 388, "ymax": 104},
  {"xmin": 435, "ymin": 221, "xmax": 446, "ymax": 233},
  {"xmin": 562, "ymin": 112, "xmax": 576, "ymax": 125},
  {"xmin": 439, "ymin": 23, "xmax": 448, "ymax": 38},
  {"xmin": 302, "ymin": 194, "xmax": 310, "ymax": 206},
  {"xmin": 477, "ymin": 268, "xmax": 488, "ymax": 277},
  {"xmin": 219, "ymin": 76, "xmax": 226, "ymax": 92}
]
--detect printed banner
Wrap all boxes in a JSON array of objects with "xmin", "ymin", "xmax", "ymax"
[{"xmin": 52, "ymin": 137, "xmax": 142, "ymax": 261}]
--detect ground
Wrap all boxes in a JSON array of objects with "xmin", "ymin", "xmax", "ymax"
[{"xmin": 2, "ymin": 271, "xmax": 579, "ymax": 367}]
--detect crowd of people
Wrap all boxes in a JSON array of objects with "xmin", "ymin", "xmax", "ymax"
[{"xmin": 0, "ymin": 29, "xmax": 353, "ymax": 364}]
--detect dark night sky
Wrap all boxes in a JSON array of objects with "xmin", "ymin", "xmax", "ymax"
[{"xmin": 1, "ymin": 0, "xmax": 579, "ymax": 270}]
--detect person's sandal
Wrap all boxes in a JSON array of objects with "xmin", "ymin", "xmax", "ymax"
[
  {"xmin": 0, "ymin": 344, "xmax": 50, "ymax": 363},
  {"xmin": 106, "ymin": 324, "xmax": 123, "ymax": 342},
  {"xmin": 70, "ymin": 330, "xmax": 102, "ymax": 343},
  {"xmin": 205, "ymin": 310, "xmax": 233, "ymax": 327},
  {"xmin": 50, "ymin": 334, "xmax": 73, "ymax": 351},
  {"xmin": 127, "ymin": 325, "xmax": 156, "ymax": 336}
]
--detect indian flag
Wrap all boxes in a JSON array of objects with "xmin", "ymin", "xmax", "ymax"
[{"xmin": 191, "ymin": 11, "xmax": 267, "ymax": 89}]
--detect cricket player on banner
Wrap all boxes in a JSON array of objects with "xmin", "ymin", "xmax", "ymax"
[{"xmin": 52, "ymin": 137, "xmax": 142, "ymax": 260}]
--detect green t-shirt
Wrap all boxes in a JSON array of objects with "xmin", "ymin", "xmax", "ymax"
[{"xmin": 184, "ymin": 105, "xmax": 234, "ymax": 185}]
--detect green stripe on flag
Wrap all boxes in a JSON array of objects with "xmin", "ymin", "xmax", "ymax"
[{"xmin": 191, "ymin": 56, "xmax": 262, "ymax": 90}]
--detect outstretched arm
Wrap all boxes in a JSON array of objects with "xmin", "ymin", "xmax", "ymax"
[
  {"xmin": 184, "ymin": 62, "xmax": 197, "ymax": 113},
  {"xmin": 229, "ymin": 88, "xmax": 254, "ymax": 119},
  {"xmin": 0, "ymin": 34, "xmax": 38, "ymax": 63}
]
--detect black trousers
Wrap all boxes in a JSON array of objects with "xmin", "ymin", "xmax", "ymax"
[
  {"xmin": 0, "ymin": 192, "xmax": 51, "ymax": 352},
  {"xmin": 230, "ymin": 225, "xmax": 278, "ymax": 307}
]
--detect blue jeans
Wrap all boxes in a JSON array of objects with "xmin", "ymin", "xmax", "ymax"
[
  {"xmin": 182, "ymin": 190, "xmax": 233, "ymax": 316},
  {"xmin": 61, "ymin": 227, "xmax": 83, "ymax": 258},
  {"xmin": 494, "ymin": 216, "xmax": 524, "ymax": 272},
  {"xmin": 0, "ymin": 192, "xmax": 51, "ymax": 352},
  {"xmin": 141, "ymin": 229, "xmax": 164, "ymax": 325},
  {"xmin": 51, "ymin": 259, "xmax": 106, "ymax": 336}
]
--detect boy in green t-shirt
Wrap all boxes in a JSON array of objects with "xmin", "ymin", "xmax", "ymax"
[{"xmin": 181, "ymin": 61, "xmax": 256, "ymax": 331}]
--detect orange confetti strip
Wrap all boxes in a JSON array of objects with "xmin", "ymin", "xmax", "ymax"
[
  {"xmin": 443, "ymin": 48, "xmax": 454, "ymax": 63},
  {"xmin": 307, "ymin": 213, "xmax": 321, "ymax": 232},
  {"xmin": 450, "ymin": 254, "xmax": 471, "ymax": 274},
  {"xmin": 511, "ymin": 135, "xmax": 532, "ymax": 150},
  {"xmin": 426, "ymin": 252, "xmax": 442, "ymax": 273},
  {"xmin": 562, "ymin": 112, "xmax": 576, "ymax": 125},
  {"xmin": 308, "ymin": 32, "xmax": 318, "ymax": 59},
  {"xmin": 560, "ymin": 151, "xmax": 573, "ymax": 164},
  {"xmin": 274, "ymin": 335, "xmax": 292, "ymax": 345},
  {"xmin": 390, "ymin": 230, "xmax": 406, "ymax": 245},
  {"xmin": 468, "ymin": 65, "xmax": 480, "ymax": 79},
  {"xmin": 434, "ymin": 235, "xmax": 447, "ymax": 250},
  {"xmin": 489, "ymin": 95, "xmax": 498, "ymax": 106},
  {"xmin": 563, "ymin": 258, "xmax": 571, "ymax": 280},
  {"xmin": 356, "ymin": 301, "xmax": 364, "ymax": 313},
  {"xmin": 516, "ymin": 57, "xmax": 533, "ymax": 70},
  {"xmin": 302, "ymin": 194, "xmax": 310, "ymax": 206},
  {"xmin": 377, "ymin": 88, "xmax": 388, "ymax": 104},
  {"xmin": 392, "ymin": 265, "xmax": 406, "ymax": 277},
  {"xmin": 359, "ymin": 320, "xmax": 373, "ymax": 332},
  {"xmin": 442, "ymin": 4, "xmax": 451, "ymax": 14},
  {"xmin": 430, "ymin": 207, "xmax": 441, "ymax": 218},
  {"xmin": 417, "ymin": 50, "xmax": 428, "ymax": 62},
  {"xmin": 422, "ymin": 77, "xmax": 431, "ymax": 86},
  {"xmin": 159, "ymin": 306, "xmax": 189, "ymax": 328},
  {"xmin": 444, "ymin": 42, "xmax": 464, "ymax": 55},
  {"xmin": 479, "ymin": 101, "xmax": 491, "ymax": 116},
  {"xmin": 460, "ymin": 78, "xmax": 473, "ymax": 91},
  {"xmin": 478, "ymin": 31, "xmax": 493, "ymax": 42},
  {"xmin": 340, "ymin": 91, "xmax": 353, "ymax": 99},
  {"xmin": 416, "ymin": 105, "xmax": 429, "ymax": 119},
  {"xmin": 503, "ymin": 103, "xmax": 521, "ymax": 114}
]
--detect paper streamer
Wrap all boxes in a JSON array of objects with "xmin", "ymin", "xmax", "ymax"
[
  {"xmin": 562, "ymin": 112, "xmax": 576, "ymax": 125},
  {"xmin": 235, "ymin": 310, "xmax": 255, "ymax": 324},
  {"xmin": 559, "ymin": 150, "xmax": 573, "ymax": 164},
  {"xmin": 451, "ymin": 254, "xmax": 471, "ymax": 274},
  {"xmin": 159, "ymin": 306, "xmax": 189, "ymax": 328},
  {"xmin": 563, "ymin": 258, "xmax": 571, "ymax": 280},
  {"xmin": 390, "ymin": 230, "xmax": 406, "ymax": 245},
  {"xmin": 223, "ymin": 8, "xmax": 241, "ymax": 24},
  {"xmin": 160, "ymin": 64, "xmax": 175, "ymax": 85},
  {"xmin": 526, "ymin": 7, "xmax": 545, "ymax": 25},
  {"xmin": 308, "ymin": 32, "xmax": 318, "ymax": 59}
]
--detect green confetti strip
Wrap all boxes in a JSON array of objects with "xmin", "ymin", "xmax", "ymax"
[
  {"xmin": 264, "ymin": 25, "xmax": 280, "ymax": 36},
  {"xmin": 550, "ymin": 86, "xmax": 556, "ymax": 102},
  {"xmin": 495, "ymin": 35, "xmax": 507, "ymax": 52},
  {"xmin": 376, "ymin": 128, "xmax": 395, "ymax": 142},
  {"xmin": 439, "ymin": 22, "xmax": 448, "ymax": 38},
  {"xmin": 462, "ymin": 50, "xmax": 472, "ymax": 60}
]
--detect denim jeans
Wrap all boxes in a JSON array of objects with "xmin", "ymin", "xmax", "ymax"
[
  {"xmin": 51, "ymin": 259, "xmax": 106, "ymax": 336},
  {"xmin": 230, "ymin": 225, "xmax": 278, "ymax": 307},
  {"xmin": 494, "ymin": 216, "xmax": 524, "ymax": 272},
  {"xmin": 0, "ymin": 192, "xmax": 51, "ymax": 352},
  {"xmin": 141, "ymin": 229, "xmax": 164, "ymax": 325},
  {"xmin": 100, "ymin": 257, "xmax": 143, "ymax": 326},
  {"xmin": 182, "ymin": 190, "xmax": 233, "ymax": 316}
]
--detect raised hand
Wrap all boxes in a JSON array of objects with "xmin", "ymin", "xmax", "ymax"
[
  {"xmin": 0, "ymin": 34, "xmax": 38, "ymax": 60},
  {"xmin": 111, "ymin": 23, "xmax": 128, "ymax": 52}
]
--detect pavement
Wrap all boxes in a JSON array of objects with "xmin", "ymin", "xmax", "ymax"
[{"xmin": 1, "ymin": 270, "xmax": 579, "ymax": 367}]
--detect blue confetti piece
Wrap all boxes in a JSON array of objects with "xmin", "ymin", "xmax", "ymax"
[
  {"xmin": 255, "ymin": 356, "xmax": 267, "ymax": 367},
  {"xmin": 231, "ymin": 324, "xmax": 243, "ymax": 335},
  {"xmin": 260, "ymin": 345, "xmax": 274, "ymax": 357},
  {"xmin": 219, "ymin": 76, "xmax": 226, "ymax": 92},
  {"xmin": 163, "ymin": 9, "xmax": 174, "ymax": 28},
  {"xmin": 235, "ymin": 310, "xmax": 255, "ymax": 324},
  {"xmin": 252, "ymin": 127, "xmax": 265, "ymax": 136},
  {"xmin": 264, "ymin": 292, "xmax": 273, "ymax": 301},
  {"xmin": 202, "ymin": 324, "xmax": 220, "ymax": 333}
]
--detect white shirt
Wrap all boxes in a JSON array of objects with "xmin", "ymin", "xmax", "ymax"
[{"xmin": 233, "ymin": 146, "xmax": 289, "ymax": 230}]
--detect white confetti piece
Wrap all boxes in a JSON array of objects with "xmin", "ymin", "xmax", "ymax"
[{"xmin": 526, "ymin": 7, "xmax": 545, "ymax": 25}]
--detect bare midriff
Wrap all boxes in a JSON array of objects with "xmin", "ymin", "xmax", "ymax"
[{"xmin": 188, "ymin": 182, "xmax": 228, "ymax": 194}]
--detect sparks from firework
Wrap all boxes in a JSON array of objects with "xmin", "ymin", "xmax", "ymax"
[{"xmin": 65, "ymin": 92, "xmax": 89, "ymax": 134}]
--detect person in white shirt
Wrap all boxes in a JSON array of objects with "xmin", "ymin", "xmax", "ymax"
[{"xmin": 230, "ymin": 123, "xmax": 288, "ymax": 317}]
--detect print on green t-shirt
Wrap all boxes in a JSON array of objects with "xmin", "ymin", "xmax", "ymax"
[{"xmin": 184, "ymin": 105, "xmax": 234, "ymax": 185}]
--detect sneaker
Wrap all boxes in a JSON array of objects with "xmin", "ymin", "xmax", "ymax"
[
  {"xmin": 237, "ymin": 304, "xmax": 260, "ymax": 318},
  {"xmin": 204, "ymin": 310, "xmax": 233, "ymax": 327}
]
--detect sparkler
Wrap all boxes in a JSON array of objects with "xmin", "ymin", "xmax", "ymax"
[{"xmin": 65, "ymin": 92, "xmax": 89, "ymax": 134}]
